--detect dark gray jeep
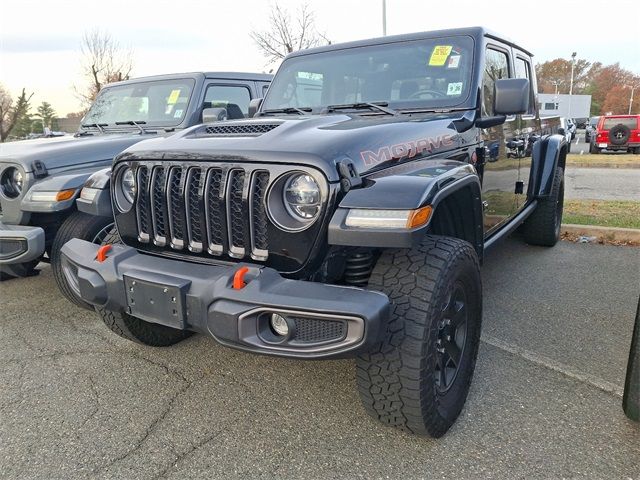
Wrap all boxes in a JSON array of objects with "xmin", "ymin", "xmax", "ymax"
[
  {"xmin": 0, "ymin": 72, "xmax": 271, "ymax": 294},
  {"xmin": 61, "ymin": 28, "xmax": 566, "ymax": 437}
]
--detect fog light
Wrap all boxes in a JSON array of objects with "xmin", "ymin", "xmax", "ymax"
[{"xmin": 270, "ymin": 313, "xmax": 289, "ymax": 336}]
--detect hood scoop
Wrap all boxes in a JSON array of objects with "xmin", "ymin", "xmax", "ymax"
[{"xmin": 192, "ymin": 122, "xmax": 282, "ymax": 138}]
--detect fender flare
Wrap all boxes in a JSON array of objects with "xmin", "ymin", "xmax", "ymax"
[
  {"xmin": 328, "ymin": 162, "xmax": 483, "ymax": 253},
  {"xmin": 20, "ymin": 169, "xmax": 100, "ymax": 213},
  {"xmin": 76, "ymin": 168, "xmax": 113, "ymax": 217},
  {"xmin": 530, "ymin": 134, "xmax": 567, "ymax": 198}
]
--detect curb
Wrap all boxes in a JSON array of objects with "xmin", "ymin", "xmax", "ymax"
[
  {"xmin": 561, "ymin": 224, "xmax": 640, "ymax": 242},
  {"xmin": 565, "ymin": 162, "xmax": 640, "ymax": 169}
]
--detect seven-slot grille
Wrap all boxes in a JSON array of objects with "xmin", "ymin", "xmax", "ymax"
[{"xmin": 134, "ymin": 164, "xmax": 270, "ymax": 261}]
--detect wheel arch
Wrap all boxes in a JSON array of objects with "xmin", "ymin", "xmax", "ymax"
[{"xmin": 530, "ymin": 134, "xmax": 567, "ymax": 198}]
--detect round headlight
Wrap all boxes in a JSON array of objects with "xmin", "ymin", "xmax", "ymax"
[
  {"xmin": 114, "ymin": 166, "xmax": 136, "ymax": 212},
  {"xmin": 283, "ymin": 174, "xmax": 320, "ymax": 220},
  {"xmin": 0, "ymin": 167, "xmax": 24, "ymax": 198}
]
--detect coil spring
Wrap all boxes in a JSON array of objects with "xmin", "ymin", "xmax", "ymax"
[{"xmin": 344, "ymin": 252, "xmax": 374, "ymax": 286}]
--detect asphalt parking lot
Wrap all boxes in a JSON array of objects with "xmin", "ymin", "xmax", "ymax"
[{"xmin": 1, "ymin": 238, "xmax": 639, "ymax": 479}]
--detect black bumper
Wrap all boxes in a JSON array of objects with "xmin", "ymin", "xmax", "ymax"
[{"xmin": 60, "ymin": 239, "xmax": 389, "ymax": 359}]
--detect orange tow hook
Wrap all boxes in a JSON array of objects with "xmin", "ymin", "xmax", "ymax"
[
  {"xmin": 96, "ymin": 244, "xmax": 112, "ymax": 263},
  {"xmin": 232, "ymin": 266, "xmax": 250, "ymax": 290}
]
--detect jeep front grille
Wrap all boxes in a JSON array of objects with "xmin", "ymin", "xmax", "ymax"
[{"xmin": 134, "ymin": 164, "xmax": 271, "ymax": 261}]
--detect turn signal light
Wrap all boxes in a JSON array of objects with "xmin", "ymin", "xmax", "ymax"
[{"xmin": 55, "ymin": 189, "xmax": 76, "ymax": 201}]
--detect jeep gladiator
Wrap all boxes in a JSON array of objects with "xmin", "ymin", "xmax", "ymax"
[{"xmin": 61, "ymin": 28, "xmax": 566, "ymax": 437}]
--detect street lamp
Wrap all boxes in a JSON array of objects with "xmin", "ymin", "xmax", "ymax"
[
  {"xmin": 625, "ymin": 85, "xmax": 638, "ymax": 115},
  {"xmin": 382, "ymin": 0, "xmax": 387, "ymax": 36},
  {"xmin": 568, "ymin": 52, "xmax": 576, "ymax": 118}
]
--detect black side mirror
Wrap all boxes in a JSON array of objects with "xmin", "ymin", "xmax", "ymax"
[
  {"xmin": 248, "ymin": 98, "xmax": 263, "ymax": 118},
  {"xmin": 202, "ymin": 107, "xmax": 228, "ymax": 123},
  {"xmin": 494, "ymin": 78, "xmax": 530, "ymax": 115},
  {"xmin": 558, "ymin": 127, "xmax": 566, "ymax": 136}
]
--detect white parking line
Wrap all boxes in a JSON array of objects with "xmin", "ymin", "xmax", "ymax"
[{"xmin": 481, "ymin": 333, "xmax": 624, "ymax": 397}]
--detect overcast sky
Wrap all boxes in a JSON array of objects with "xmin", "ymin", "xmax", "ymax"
[{"xmin": 1, "ymin": 0, "xmax": 639, "ymax": 116}]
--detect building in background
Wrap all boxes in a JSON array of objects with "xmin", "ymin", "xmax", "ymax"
[{"xmin": 538, "ymin": 94, "xmax": 591, "ymax": 121}]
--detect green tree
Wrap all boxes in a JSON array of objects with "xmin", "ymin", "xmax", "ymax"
[
  {"xmin": 0, "ymin": 85, "xmax": 34, "ymax": 142},
  {"xmin": 36, "ymin": 101, "xmax": 56, "ymax": 129},
  {"xmin": 11, "ymin": 110, "xmax": 34, "ymax": 138},
  {"xmin": 535, "ymin": 58, "xmax": 594, "ymax": 94}
]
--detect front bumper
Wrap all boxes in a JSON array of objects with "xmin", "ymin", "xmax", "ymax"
[
  {"xmin": 60, "ymin": 239, "xmax": 390, "ymax": 359},
  {"xmin": 0, "ymin": 221, "xmax": 45, "ymax": 264}
]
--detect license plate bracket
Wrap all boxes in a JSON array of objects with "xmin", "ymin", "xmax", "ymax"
[{"xmin": 124, "ymin": 272, "xmax": 191, "ymax": 329}]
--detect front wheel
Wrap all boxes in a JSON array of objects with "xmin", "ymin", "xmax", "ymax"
[
  {"xmin": 51, "ymin": 211, "xmax": 114, "ymax": 310},
  {"xmin": 356, "ymin": 236, "xmax": 482, "ymax": 437}
]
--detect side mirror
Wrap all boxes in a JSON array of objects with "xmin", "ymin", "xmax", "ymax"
[
  {"xmin": 248, "ymin": 98, "xmax": 263, "ymax": 118},
  {"xmin": 494, "ymin": 78, "xmax": 530, "ymax": 115},
  {"xmin": 202, "ymin": 107, "xmax": 228, "ymax": 123}
]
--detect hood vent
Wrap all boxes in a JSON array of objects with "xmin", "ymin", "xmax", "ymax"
[{"xmin": 194, "ymin": 122, "xmax": 282, "ymax": 138}]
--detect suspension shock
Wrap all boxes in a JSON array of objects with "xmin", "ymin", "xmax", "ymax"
[{"xmin": 344, "ymin": 251, "xmax": 375, "ymax": 287}]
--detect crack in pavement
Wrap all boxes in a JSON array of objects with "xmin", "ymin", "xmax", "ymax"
[
  {"xmin": 80, "ymin": 375, "xmax": 100, "ymax": 429},
  {"xmin": 481, "ymin": 334, "xmax": 624, "ymax": 397},
  {"xmin": 151, "ymin": 430, "xmax": 223, "ymax": 480}
]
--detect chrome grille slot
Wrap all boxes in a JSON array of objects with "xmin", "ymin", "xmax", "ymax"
[
  {"xmin": 135, "ymin": 166, "xmax": 151, "ymax": 242},
  {"xmin": 249, "ymin": 171, "xmax": 270, "ymax": 260},
  {"xmin": 185, "ymin": 168, "xmax": 205, "ymax": 252},
  {"xmin": 150, "ymin": 167, "xmax": 168, "ymax": 246},
  {"xmin": 204, "ymin": 168, "xmax": 225, "ymax": 255},
  {"xmin": 167, "ymin": 166, "xmax": 186, "ymax": 249},
  {"xmin": 227, "ymin": 169, "xmax": 247, "ymax": 258}
]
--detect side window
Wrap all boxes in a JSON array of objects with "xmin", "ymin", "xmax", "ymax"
[
  {"xmin": 262, "ymin": 84, "xmax": 270, "ymax": 96},
  {"xmin": 204, "ymin": 85, "xmax": 252, "ymax": 119},
  {"xmin": 515, "ymin": 57, "xmax": 535, "ymax": 115},
  {"xmin": 482, "ymin": 48, "xmax": 509, "ymax": 116}
]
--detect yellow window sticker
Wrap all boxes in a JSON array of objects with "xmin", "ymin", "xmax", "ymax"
[
  {"xmin": 167, "ymin": 89, "xmax": 181, "ymax": 105},
  {"xmin": 429, "ymin": 46, "xmax": 452, "ymax": 66}
]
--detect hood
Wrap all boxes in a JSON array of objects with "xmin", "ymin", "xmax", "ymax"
[
  {"xmin": 0, "ymin": 132, "xmax": 161, "ymax": 173},
  {"xmin": 118, "ymin": 113, "xmax": 474, "ymax": 181}
]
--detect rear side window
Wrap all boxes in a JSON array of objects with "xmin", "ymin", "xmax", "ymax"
[
  {"xmin": 602, "ymin": 117, "xmax": 638, "ymax": 129},
  {"xmin": 515, "ymin": 57, "xmax": 535, "ymax": 115},
  {"xmin": 482, "ymin": 48, "xmax": 510, "ymax": 116}
]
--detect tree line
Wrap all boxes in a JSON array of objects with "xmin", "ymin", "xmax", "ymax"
[{"xmin": 536, "ymin": 58, "xmax": 639, "ymax": 115}]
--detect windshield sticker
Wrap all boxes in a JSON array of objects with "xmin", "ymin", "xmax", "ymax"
[
  {"xmin": 447, "ymin": 55, "xmax": 461, "ymax": 69},
  {"xmin": 447, "ymin": 82, "xmax": 463, "ymax": 96},
  {"xmin": 429, "ymin": 45, "xmax": 452, "ymax": 66},
  {"xmin": 173, "ymin": 109, "xmax": 183, "ymax": 118},
  {"xmin": 165, "ymin": 105, "xmax": 174, "ymax": 115},
  {"xmin": 167, "ymin": 89, "xmax": 181, "ymax": 105}
]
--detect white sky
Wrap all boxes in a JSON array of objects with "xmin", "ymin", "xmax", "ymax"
[{"xmin": 1, "ymin": 0, "xmax": 639, "ymax": 116}]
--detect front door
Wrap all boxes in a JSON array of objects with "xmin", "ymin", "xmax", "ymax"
[{"xmin": 480, "ymin": 47, "xmax": 519, "ymax": 235}]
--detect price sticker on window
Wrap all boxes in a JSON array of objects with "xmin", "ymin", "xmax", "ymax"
[
  {"xmin": 167, "ymin": 89, "xmax": 181, "ymax": 105},
  {"xmin": 429, "ymin": 46, "xmax": 452, "ymax": 66}
]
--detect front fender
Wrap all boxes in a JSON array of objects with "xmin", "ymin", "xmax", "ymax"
[
  {"xmin": 530, "ymin": 134, "xmax": 567, "ymax": 198},
  {"xmin": 328, "ymin": 161, "xmax": 482, "ymax": 248},
  {"xmin": 76, "ymin": 168, "xmax": 113, "ymax": 217},
  {"xmin": 20, "ymin": 169, "xmax": 102, "ymax": 213}
]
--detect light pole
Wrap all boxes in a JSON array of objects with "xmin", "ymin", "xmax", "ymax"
[
  {"xmin": 382, "ymin": 0, "xmax": 387, "ymax": 36},
  {"xmin": 626, "ymin": 85, "xmax": 638, "ymax": 115},
  {"xmin": 568, "ymin": 52, "xmax": 576, "ymax": 118}
]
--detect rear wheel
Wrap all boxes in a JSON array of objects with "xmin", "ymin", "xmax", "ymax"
[
  {"xmin": 357, "ymin": 236, "xmax": 482, "ymax": 437},
  {"xmin": 522, "ymin": 167, "xmax": 564, "ymax": 247},
  {"xmin": 51, "ymin": 211, "xmax": 114, "ymax": 310},
  {"xmin": 589, "ymin": 143, "xmax": 600, "ymax": 154}
]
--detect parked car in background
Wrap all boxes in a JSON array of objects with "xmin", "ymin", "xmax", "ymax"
[
  {"xmin": 585, "ymin": 116, "xmax": 600, "ymax": 143},
  {"xmin": 559, "ymin": 117, "xmax": 573, "ymax": 152},
  {"xmin": 0, "ymin": 72, "xmax": 271, "ymax": 289},
  {"xmin": 566, "ymin": 118, "xmax": 577, "ymax": 140},
  {"xmin": 590, "ymin": 115, "xmax": 640, "ymax": 154}
]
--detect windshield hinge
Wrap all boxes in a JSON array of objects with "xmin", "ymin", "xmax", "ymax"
[
  {"xmin": 337, "ymin": 160, "xmax": 362, "ymax": 193},
  {"xmin": 32, "ymin": 160, "xmax": 48, "ymax": 179}
]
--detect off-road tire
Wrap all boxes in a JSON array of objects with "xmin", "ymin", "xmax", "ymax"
[
  {"xmin": 609, "ymin": 124, "xmax": 630, "ymax": 146},
  {"xmin": 522, "ymin": 167, "xmax": 564, "ymax": 247},
  {"xmin": 97, "ymin": 307, "xmax": 193, "ymax": 347},
  {"xmin": 589, "ymin": 142, "xmax": 600, "ymax": 154},
  {"xmin": 356, "ymin": 236, "xmax": 482, "ymax": 437},
  {"xmin": 51, "ymin": 211, "xmax": 114, "ymax": 310}
]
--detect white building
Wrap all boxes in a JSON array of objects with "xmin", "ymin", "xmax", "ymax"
[{"xmin": 538, "ymin": 93, "xmax": 592, "ymax": 120}]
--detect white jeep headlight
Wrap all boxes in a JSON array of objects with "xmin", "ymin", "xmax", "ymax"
[
  {"xmin": 114, "ymin": 166, "xmax": 136, "ymax": 212},
  {"xmin": 0, "ymin": 167, "xmax": 24, "ymax": 198},
  {"xmin": 283, "ymin": 174, "xmax": 321, "ymax": 220}
]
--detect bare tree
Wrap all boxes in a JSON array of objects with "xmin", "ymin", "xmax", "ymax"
[
  {"xmin": 251, "ymin": 3, "xmax": 330, "ymax": 66},
  {"xmin": 0, "ymin": 85, "xmax": 33, "ymax": 142},
  {"xmin": 75, "ymin": 29, "xmax": 133, "ymax": 106}
]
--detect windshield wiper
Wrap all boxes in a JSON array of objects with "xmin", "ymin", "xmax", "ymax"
[
  {"xmin": 115, "ymin": 120, "xmax": 148, "ymax": 134},
  {"xmin": 324, "ymin": 102, "xmax": 399, "ymax": 116},
  {"xmin": 80, "ymin": 123, "xmax": 107, "ymax": 134},
  {"xmin": 260, "ymin": 107, "xmax": 312, "ymax": 116}
]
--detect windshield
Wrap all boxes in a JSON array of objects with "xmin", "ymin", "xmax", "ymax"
[
  {"xmin": 262, "ymin": 36, "xmax": 474, "ymax": 113},
  {"xmin": 603, "ymin": 117, "xmax": 638, "ymax": 129},
  {"xmin": 83, "ymin": 78, "xmax": 195, "ymax": 127}
]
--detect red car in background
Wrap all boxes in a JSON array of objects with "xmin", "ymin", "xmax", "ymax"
[{"xmin": 590, "ymin": 114, "xmax": 640, "ymax": 154}]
